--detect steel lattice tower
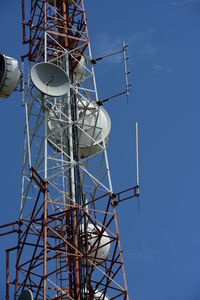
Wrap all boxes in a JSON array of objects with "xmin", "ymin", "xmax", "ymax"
[{"xmin": 0, "ymin": 1, "xmax": 139, "ymax": 299}]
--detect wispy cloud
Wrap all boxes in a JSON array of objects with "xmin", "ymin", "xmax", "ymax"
[
  {"xmin": 152, "ymin": 64, "xmax": 172, "ymax": 75},
  {"xmin": 172, "ymin": 0, "xmax": 200, "ymax": 6},
  {"xmin": 127, "ymin": 28, "xmax": 158, "ymax": 62},
  {"xmin": 127, "ymin": 29, "xmax": 172, "ymax": 75},
  {"xmin": 92, "ymin": 28, "xmax": 158, "ymax": 65},
  {"xmin": 92, "ymin": 33, "xmax": 123, "ymax": 64},
  {"xmin": 92, "ymin": 28, "xmax": 171, "ymax": 75}
]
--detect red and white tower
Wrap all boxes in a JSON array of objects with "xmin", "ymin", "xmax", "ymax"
[{"xmin": 0, "ymin": 1, "xmax": 139, "ymax": 299}]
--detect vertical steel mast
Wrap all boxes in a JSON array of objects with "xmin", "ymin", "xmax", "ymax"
[{"xmin": 1, "ymin": 1, "xmax": 139, "ymax": 299}]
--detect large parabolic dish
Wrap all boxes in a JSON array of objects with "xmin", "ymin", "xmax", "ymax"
[
  {"xmin": 47, "ymin": 100, "xmax": 111, "ymax": 158},
  {"xmin": 80, "ymin": 223, "xmax": 111, "ymax": 265},
  {"xmin": 31, "ymin": 62, "xmax": 70, "ymax": 97}
]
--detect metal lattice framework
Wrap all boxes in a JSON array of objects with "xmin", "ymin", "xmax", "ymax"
[{"xmin": 0, "ymin": 1, "xmax": 139, "ymax": 299}]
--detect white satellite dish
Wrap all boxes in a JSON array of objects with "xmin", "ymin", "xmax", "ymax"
[
  {"xmin": 78, "ymin": 100, "xmax": 111, "ymax": 158},
  {"xmin": 47, "ymin": 100, "xmax": 111, "ymax": 158},
  {"xmin": 0, "ymin": 54, "xmax": 20, "ymax": 99},
  {"xmin": 93, "ymin": 290, "xmax": 109, "ymax": 300},
  {"xmin": 31, "ymin": 62, "xmax": 70, "ymax": 97},
  {"xmin": 55, "ymin": 287, "xmax": 109, "ymax": 300},
  {"xmin": 80, "ymin": 223, "xmax": 110, "ymax": 265},
  {"xmin": 18, "ymin": 289, "xmax": 33, "ymax": 300}
]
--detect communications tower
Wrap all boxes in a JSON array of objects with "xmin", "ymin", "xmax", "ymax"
[{"xmin": 0, "ymin": 1, "xmax": 139, "ymax": 299}]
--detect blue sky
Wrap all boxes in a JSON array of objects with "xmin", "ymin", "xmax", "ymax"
[{"xmin": 1, "ymin": 0, "xmax": 200, "ymax": 299}]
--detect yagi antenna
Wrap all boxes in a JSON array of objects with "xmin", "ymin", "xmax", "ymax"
[
  {"xmin": 91, "ymin": 41, "xmax": 131, "ymax": 106},
  {"xmin": 122, "ymin": 41, "xmax": 131, "ymax": 100}
]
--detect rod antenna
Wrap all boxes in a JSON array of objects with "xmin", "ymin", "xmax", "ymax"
[{"xmin": 136, "ymin": 122, "xmax": 140, "ymax": 197}]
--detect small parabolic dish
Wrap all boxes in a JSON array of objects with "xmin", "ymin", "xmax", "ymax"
[
  {"xmin": 80, "ymin": 223, "xmax": 110, "ymax": 265},
  {"xmin": 74, "ymin": 55, "xmax": 87, "ymax": 85},
  {"xmin": 18, "ymin": 289, "xmax": 33, "ymax": 300},
  {"xmin": 0, "ymin": 54, "xmax": 20, "ymax": 99},
  {"xmin": 47, "ymin": 100, "xmax": 111, "ymax": 158},
  {"xmin": 31, "ymin": 62, "xmax": 70, "ymax": 97}
]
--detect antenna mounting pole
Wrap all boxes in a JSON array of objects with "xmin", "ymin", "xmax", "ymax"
[{"xmin": 136, "ymin": 122, "xmax": 140, "ymax": 196}]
